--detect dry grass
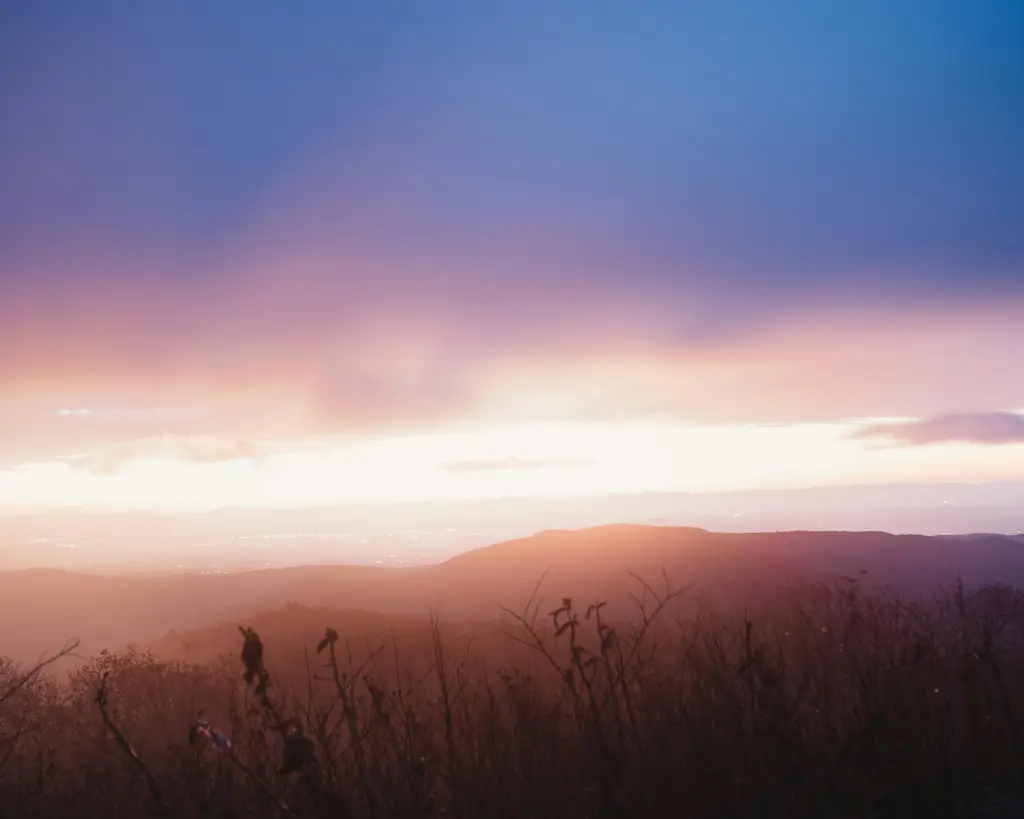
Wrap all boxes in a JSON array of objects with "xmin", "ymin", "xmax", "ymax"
[{"xmin": 1, "ymin": 573, "xmax": 1023, "ymax": 818}]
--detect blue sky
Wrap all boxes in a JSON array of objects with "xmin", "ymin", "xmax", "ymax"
[
  {"xmin": 3, "ymin": 3, "xmax": 1022, "ymax": 295},
  {"xmin": 1, "ymin": 2, "xmax": 1023, "ymax": 507}
]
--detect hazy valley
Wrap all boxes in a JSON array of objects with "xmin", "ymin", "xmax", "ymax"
[
  {"xmin": 3, "ymin": 523, "xmax": 1023, "ymax": 667},
  {"xmin": 3, "ymin": 481, "xmax": 1021, "ymax": 574}
]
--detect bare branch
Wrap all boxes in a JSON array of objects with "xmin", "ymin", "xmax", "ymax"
[
  {"xmin": 0, "ymin": 639, "xmax": 80, "ymax": 711},
  {"xmin": 94, "ymin": 672, "xmax": 164, "ymax": 809}
]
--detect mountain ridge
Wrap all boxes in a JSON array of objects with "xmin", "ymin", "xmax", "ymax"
[{"xmin": 2, "ymin": 524, "xmax": 1022, "ymax": 667}]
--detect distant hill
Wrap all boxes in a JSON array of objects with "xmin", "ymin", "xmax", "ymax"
[
  {"xmin": 436, "ymin": 525, "xmax": 1024, "ymax": 609},
  {"xmin": 0, "ymin": 563, "xmax": 410, "ymax": 666},
  {"xmin": 2, "ymin": 525, "xmax": 1022, "ymax": 666},
  {"xmin": 948, "ymin": 532, "xmax": 1024, "ymax": 544},
  {"xmin": 5, "ymin": 484, "xmax": 1022, "ymax": 573}
]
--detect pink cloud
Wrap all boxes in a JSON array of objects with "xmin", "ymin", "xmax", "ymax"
[{"xmin": 855, "ymin": 413, "xmax": 1024, "ymax": 447}]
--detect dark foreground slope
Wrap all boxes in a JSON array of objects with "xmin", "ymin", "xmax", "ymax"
[
  {"xmin": 2, "ymin": 574, "xmax": 1024, "ymax": 819},
  {"xmin": 1, "ymin": 525, "xmax": 1022, "ymax": 665}
]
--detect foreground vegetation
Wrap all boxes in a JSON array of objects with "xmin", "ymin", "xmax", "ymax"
[{"xmin": 2, "ymin": 575, "xmax": 1024, "ymax": 818}]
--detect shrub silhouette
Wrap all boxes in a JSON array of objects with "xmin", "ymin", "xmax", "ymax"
[{"xmin": 0, "ymin": 574, "xmax": 1023, "ymax": 818}]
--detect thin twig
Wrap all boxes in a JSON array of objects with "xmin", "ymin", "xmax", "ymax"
[{"xmin": 95, "ymin": 672, "xmax": 164, "ymax": 809}]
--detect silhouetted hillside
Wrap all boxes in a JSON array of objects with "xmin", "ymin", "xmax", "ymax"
[
  {"xmin": 436, "ymin": 525, "xmax": 1022, "ymax": 604},
  {"xmin": 2, "ymin": 525, "xmax": 1023, "ymax": 666},
  {"xmin": 0, "ymin": 564, "xmax": 409, "ymax": 666},
  {"xmin": 3, "ymin": 573, "xmax": 1024, "ymax": 818}
]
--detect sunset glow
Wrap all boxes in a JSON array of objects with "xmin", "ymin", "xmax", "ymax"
[
  {"xmin": 2, "ymin": 418, "xmax": 1023, "ymax": 512},
  {"xmin": 1, "ymin": 3, "xmax": 1022, "ymax": 516}
]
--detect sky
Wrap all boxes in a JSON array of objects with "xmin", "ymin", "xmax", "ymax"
[{"xmin": 1, "ymin": 2, "xmax": 1023, "ymax": 512}]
